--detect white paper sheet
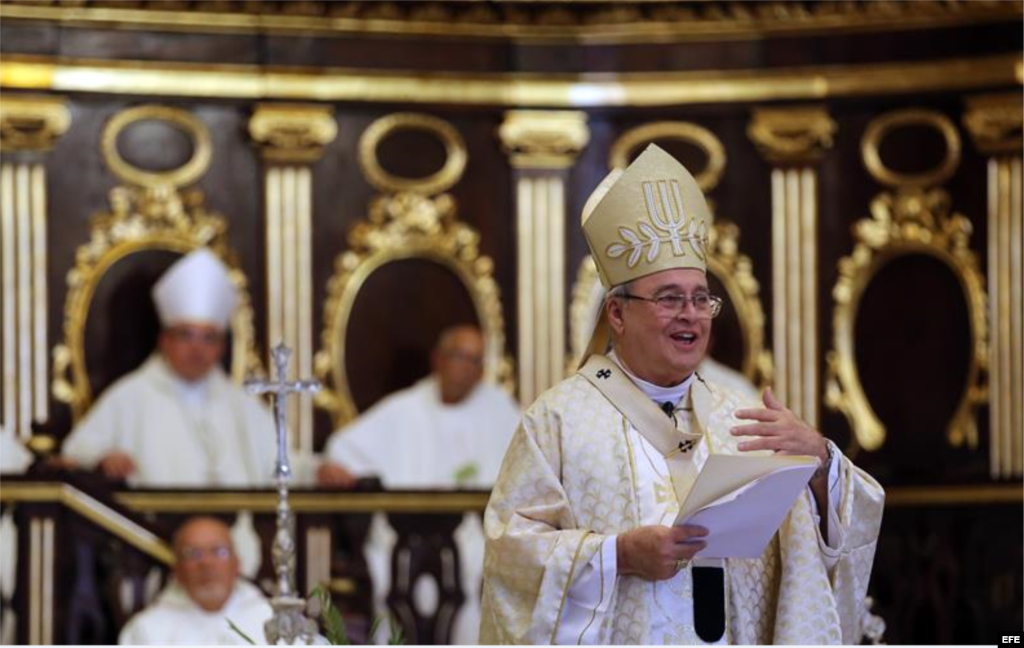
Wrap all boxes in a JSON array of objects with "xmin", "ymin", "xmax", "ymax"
[{"xmin": 674, "ymin": 455, "xmax": 817, "ymax": 559}]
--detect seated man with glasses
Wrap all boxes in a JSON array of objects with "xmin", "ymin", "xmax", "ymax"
[
  {"xmin": 480, "ymin": 145, "xmax": 884, "ymax": 644},
  {"xmin": 61, "ymin": 249, "xmax": 277, "ymax": 487},
  {"xmin": 318, "ymin": 324, "xmax": 519, "ymax": 490},
  {"xmin": 119, "ymin": 516, "xmax": 272, "ymax": 645}
]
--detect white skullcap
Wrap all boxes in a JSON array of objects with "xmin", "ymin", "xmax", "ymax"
[{"xmin": 152, "ymin": 248, "xmax": 238, "ymax": 330}]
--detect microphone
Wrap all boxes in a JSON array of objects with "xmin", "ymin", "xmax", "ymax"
[{"xmin": 660, "ymin": 401, "xmax": 675, "ymax": 418}]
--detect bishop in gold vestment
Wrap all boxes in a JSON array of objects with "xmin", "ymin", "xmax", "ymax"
[{"xmin": 480, "ymin": 145, "xmax": 884, "ymax": 644}]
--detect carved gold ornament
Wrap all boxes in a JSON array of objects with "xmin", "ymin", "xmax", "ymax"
[
  {"xmin": 498, "ymin": 110, "xmax": 590, "ymax": 169},
  {"xmin": 0, "ymin": 93, "xmax": 71, "ymax": 152},
  {"xmin": 962, "ymin": 92, "xmax": 1024, "ymax": 156},
  {"xmin": 2, "ymin": 1, "xmax": 1018, "ymax": 43},
  {"xmin": 53, "ymin": 105, "xmax": 260, "ymax": 422},
  {"xmin": 315, "ymin": 192, "xmax": 511, "ymax": 426},
  {"xmin": 826, "ymin": 109, "xmax": 988, "ymax": 452},
  {"xmin": 747, "ymin": 106, "xmax": 836, "ymax": 164},
  {"xmin": 318, "ymin": 113, "xmax": 510, "ymax": 425},
  {"xmin": 357, "ymin": 112, "xmax": 467, "ymax": 195},
  {"xmin": 248, "ymin": 102, "xmax": 338, "ymax": 163}
]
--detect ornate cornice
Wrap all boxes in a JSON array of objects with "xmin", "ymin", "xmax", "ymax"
[
  {"xmin": 0, "ymin": 94, "xmax": 70, "ymax": 153},
  {"xmin": 248, "ymin": 103, "xmax": 338, "ymax": 164},
  {"xmin": 2, "ymin": 54, "xmax": 1019, "ymax": 107},
  {"xmin": 0, "ymin": 1, "xmax": 1019, "ymax": 43},
  {"xmin": 963, "ymin": 92, "xmax": 1024, "ymax": 156},
  {"xmin": 748, "ymin": 105, "xmax": 836, "ymax": 165},
  {"xmin": 499, "ymin": 110, "xmax": 589, "ymax": 170}
]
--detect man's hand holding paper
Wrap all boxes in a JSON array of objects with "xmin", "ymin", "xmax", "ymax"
[
  {"xmin": 616, "ymin": 524, "xmax": 709, "ymax": 581},
  {"xmin": 670, "ymin": 387, "xmax": 831, "ymax": 559}
]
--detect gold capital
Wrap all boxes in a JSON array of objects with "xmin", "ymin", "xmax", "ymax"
[
  {"xmin": 0, "ymin": 94, "xmax": 70, "ymax": 152},
  {"xmin": 963, "ymin": 92, "xmax": 1023, "ymax": 156},
  {"xmin": 748, "ymin": 106, "xmax": 836, "ymax": 165},
  {"xmin": 248, "ymin": 103, "xmax": 338, "ymax": 164},
  {"xmin": 499, "ymin": 110, "xmax": 590, "ymax": 169}
]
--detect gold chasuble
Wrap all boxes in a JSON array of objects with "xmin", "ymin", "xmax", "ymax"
[{"xmin": 479, "ymin": 363, "xmax": 885, "ymax": 644}]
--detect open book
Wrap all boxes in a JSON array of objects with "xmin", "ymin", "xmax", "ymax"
[{"xmin": 673, "ymin": 454, "xmax": 818, "ymax": 559}]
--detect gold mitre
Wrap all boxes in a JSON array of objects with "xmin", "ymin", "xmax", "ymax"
[{"xmin": 582, "ymin": 144, "xmax": 711, "ymax": 289}]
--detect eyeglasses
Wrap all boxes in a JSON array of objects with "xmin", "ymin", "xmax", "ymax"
[
  {"xmin": 178, "ymin": 544, "xmax": 233, "ymax": 562},
  {"xmin": 442, "ymin": 350, "xmax": 484, "ymax": 367},
  {"xmin": 167, "ymin": 327, "xmax": 224, "ymax": 346},
  {"xmin": 620, "ymin": 292, "xmax": 723, "ymax": 319}
]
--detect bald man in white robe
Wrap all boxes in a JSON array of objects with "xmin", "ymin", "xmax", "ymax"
[{"xmin": 119, "ymin": 517, "xmax": 272, "ymax": 645}]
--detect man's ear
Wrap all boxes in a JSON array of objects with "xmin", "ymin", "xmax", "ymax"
[{"xmin": 606, "ymin": 298, "xmax": 626, "ymax": 336}]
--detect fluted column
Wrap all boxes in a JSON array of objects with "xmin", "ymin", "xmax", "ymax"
[
  {"xmin": 499, "ymin": 110, "xmax": 589, "ymax": 406},
  {"xmin": 748, "ymin": 106, "xmax": 835, "ymax": 427},
  {"xmin": 964, "ymin": 92, "xmax": 1023, "ymax": 479},
  {"xmin": 0, "ymin": 95, "xmax": 70, "ymax": 442},
  {"xmin": 249, "ymin": 103, "xmax": 337, "ymax": 453}
]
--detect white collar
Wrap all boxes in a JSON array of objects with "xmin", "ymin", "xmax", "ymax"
[{"xmin": 608, "ymin": 349, "xmax": 694, "ymax": 407}]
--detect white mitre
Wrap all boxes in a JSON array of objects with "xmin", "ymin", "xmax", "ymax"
[{"xmin": 152, "ymin": 248, "xmax": 238, "ymax": 329}]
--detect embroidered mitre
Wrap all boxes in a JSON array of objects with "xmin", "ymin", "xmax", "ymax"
[{"xmin": 582, "ymin": 144, "xmax": 711, "ymax": 289}]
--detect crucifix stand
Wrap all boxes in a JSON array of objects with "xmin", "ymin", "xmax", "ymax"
[{"xmin": 245, "ymin": 343, "xmax": 321, "ymax": 645}]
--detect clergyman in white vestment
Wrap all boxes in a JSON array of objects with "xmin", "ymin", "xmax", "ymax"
[
  {"xmin": 60, "ymin": 249, "xmax": 277, "ymax": 488},
  {"xmin": 481, "ymin": 145, "xmax": 885, "ymax": 644},
  {"xmin": 319, "ymin": 325, "xmax": 521, "ymax": 644},
  {"xmin": 119, "ymin": 517, "xmax": 272, "ymax": 645}
]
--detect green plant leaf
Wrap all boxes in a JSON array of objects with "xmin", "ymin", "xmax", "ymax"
[
  {"xmin": 387, "ymin": 614, "xmax": 406, "ymax": 645},
  {"xmin": 226, "ymin": 618, "xmax": 257, "ymax": 645},
  {"xmin": 452, "ymin": 462, "xmax": 479, "ymax": 486}
]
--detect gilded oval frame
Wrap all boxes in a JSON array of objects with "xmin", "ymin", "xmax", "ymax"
[
  {"xmin": 100, "ymin": 104, "xmax": 213, "ymax": 190},
  {"xmin": 827, "ymin": 109, "xmax": 986, "ymax": 453},
  {"xmin": 55, "ymin": 104, "xmax": 258, "ymax": 422},
  {"xmin": 357, "ymin": 112, "xmax": 468, "ymax": 196},
  {"xmin": 825, "ymin": 192, "xmax": 988, "ymax": 452},
  {"xmin": 862, "ymin": 108, "xmax": 961, "ymax": 189},
  {"xmin": 315, "ymin": 194, "xmax": 510, "ymax": 427}
]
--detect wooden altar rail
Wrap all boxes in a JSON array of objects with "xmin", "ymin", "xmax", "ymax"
[
  {"xmin": 113, "ymin": 490, "xmax": 492, "ymax": 514},
  {"xmin": 3, "ymin": 477, "xmax": 1020, "ymax": 645},
  {"xmin": 0, "ymin": 477, "xmax": 492, "ymax": 645}
]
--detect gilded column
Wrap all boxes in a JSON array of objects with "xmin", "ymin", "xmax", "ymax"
[
  {"xmin": 0, "ymin": 95, "xmax": 70, "ymax": 441},
  {"xmin": 249, "ymin": 103, "xmax": 337, "ymax": 453},
  {"xmin": 499, "ymin": 110, "xmax": 589, "ymax": 406},
  {"xmin": 748, "ymin": 106, "xmax": 835, "ymax": 427},
  {"xmin": 964, "ymin": 92, "xmax": 1023, "ymax": 479}
]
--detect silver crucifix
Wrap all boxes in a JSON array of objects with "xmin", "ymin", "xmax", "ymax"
[{"xmin": 245, "ymin": 343, "xmax": 321, "ymax": 645}]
